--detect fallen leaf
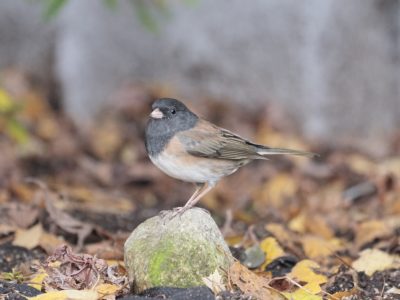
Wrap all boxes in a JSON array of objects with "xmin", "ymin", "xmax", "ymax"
[
  {"xmin": 266, "ymin": 223, "xmax": 292, "ymax": 245},
  {"xmin": 288, "ymin": 213, "xmax": 306, "ymax": 233},
  {"xmin": 95, "ymin": 283, "xmax": 121, "ymax": 297},
  {"xmin": 28, "ymin": 289, "xmax": 98, "ymax": 300},
  {"xmin": 387, "ymin": 287, "xmax": 400, "ymax": 295},
  {"xmin": 347, "ymin": 154, "xmax": 376, "ymax": 175},
  {"xmin": 352, "ymin": 249, "xmax": 399, "ymax": 276},
  {"xmin": 229, "ymin": 261, "xmax": 283, "ymax": 299},
  {"xmin": 39, "ymin": 231, "xmax": 67, "ymax": 255},
  {"xmin": 0, "ymin": 88, "xmax": 14, "ymax": 112},
  {"xmin": 282, "ymin": 288, "xmax": 323, "ymax": 300},
  {"xmin": 29, "ymin": 269, "xmax": 48, "ymax": 291},
  {"xmin": 304, "ymin": 215, "xmax": 334, "ymax": 239},
  {"xmin": 202, "ymin": 269, "xmax": 226, "ymax": 294},
  {"xmin": 301, "ymin": 236, "xmax": 342, "ymax": 260},
  {"xmin": 257, "ymin": 173, "xmax": 297, "ymax": 207},
  {"xmin": 328, "ymin": 289, "xmax": 357, "ymax": 299},
  {"xmin": 0, "ymin": 224, "xmax": 16, "ymax": 235},
  {"xmin": 13, "ymin": 223, "xmax": 43, "ymax": 249},
  {"xmin": 260, "ymin": 237, "xmax": 285, "ymax": 269},
  {"xmin": 288, "ymin": 260, "xmax": 327, "ymax": 294},
  {"xmin": 355, "ymin": 220, "xmax": 392, "ymax": 249}
]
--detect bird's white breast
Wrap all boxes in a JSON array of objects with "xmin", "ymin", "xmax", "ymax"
[{"xmin": 149, "ymin": 152, "xmax": 238, "ymax": 184}]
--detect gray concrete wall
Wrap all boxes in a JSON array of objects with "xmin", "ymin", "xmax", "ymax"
[{"xmin": 0, "ymin": 0, "xmax": 399, "ymax": 144}]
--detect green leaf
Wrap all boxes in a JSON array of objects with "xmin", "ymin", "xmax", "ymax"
[
  {"xmin": 0, "ymin": 89, "xmax": 14, "ymax": 113},
  {"xmin": 103, "ymin": 0, "xmax": 118, "ymax": 10},
  {"xmin": 131, "ymin": 0, "xmax": 159, "ymax": 33},
  {"xmin": 6, "ymin": 118, "xmax": 29, "ymax": 144},
  {"xmin": 42, "ymin": 0, "xmax": 69, "ymax": 21}
]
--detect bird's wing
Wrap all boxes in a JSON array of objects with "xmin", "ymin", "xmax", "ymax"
[{"xmin": 177, "ymin": 120, "xmax": 262, "ymax": 160}]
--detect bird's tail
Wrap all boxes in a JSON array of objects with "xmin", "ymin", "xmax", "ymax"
[{"xmin": 256, "ymin": 146, "xmax": 317, "ymax": 158}]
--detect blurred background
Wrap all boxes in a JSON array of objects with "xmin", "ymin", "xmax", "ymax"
[
  {"xmin": 1, "ymin": 0, "xmax": 399, "ymax": 152},
  {"xmin": 1, "ymin": 4, "xmax": 400, "ymax": 296}
]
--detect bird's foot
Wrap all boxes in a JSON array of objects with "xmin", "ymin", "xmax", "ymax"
[
  {"xmin": 158, "ymin": 206, "xmax": 189, "ymax": 221},
  {"xmin": 169, "ymin": 206, "xmax": 190, "ymax": 219}
]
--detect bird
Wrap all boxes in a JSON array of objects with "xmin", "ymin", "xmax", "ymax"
[{"xmin": 145, "ymin": 98, "xmax": 315, "ymax": 215}]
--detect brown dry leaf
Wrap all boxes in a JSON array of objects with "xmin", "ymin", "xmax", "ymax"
[
  {"xmin": 352, "ymin": 249, "xmax": 400, "ymax": 276},
  {"xmin": 62, "ymin": 185, "xmax": 135, "ymax": 214},
  {"xmin": 266, "ymin": 223, "xmax": 294, "ymax": 246},
  {"xmin": 355, "ymin": 220, "xmax": 392, "ymax": 249},
  {"xmin": 0, "ymin": 224, "xmax": 16, "ymax": 235},
  {"xmin": 301, "ymin": 236, "xmax": 342, "ymax": 260},
  {"xmin": 6, "ymin": 203, "xmax": 39, "ymax": 229},
  {"xmin": 378, "ymin": 157, "xmax": 400, "ymax": 177},
  {"xmin": 260, "ymin": 237, "xmax": 285, "ymax": 269},
  {"xmin": 256, "ymin": 173, "xmax": 297, "ymax": 207},
  {"xmin": 13, "ymin": 223, "xmax": 43, "ymax": 249},
  {"xmin": 347, "ymin": 154, "xmax": 376, "ymax": 175},
  {"xmin": 328, "ymin": 289, "xmax": 358, "ymax": 300},
  {"xmin": 28, "ymin": 289, "xmax": 98, "ymax": 300},
  {"xmin": 229, "ymin": 261, "xmax": 283, "ymax": 299},
  {"xmin": 288, "ymin": 260, "xmax": 327, "ymax": 294},
  {"xmin": 10, "ymin": 181, "xmax": 36, "ymax": 203},
  {"xmin": 89, "ymin": 120, "xmax": 123, "ymax": 160},
  {"xmin": 85, "ymin": 240, "xmax": 125, "ymax": 261},
  {"xmin": 304, "ymin": 215, "xmax": 334, "ymax": 239},
  {"xmin": 39, "ymin": 232, "xmax": 67, "ymax": 255}
]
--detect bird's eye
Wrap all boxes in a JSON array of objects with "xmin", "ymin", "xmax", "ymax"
[{"xmin": 171, "ymin": 108, "xmax": 176, "ymax": 114}]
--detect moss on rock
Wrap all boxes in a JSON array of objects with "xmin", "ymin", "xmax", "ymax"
[{"xmin": 124, "ymin": 208, "xmax": 233, "ymax": 293}]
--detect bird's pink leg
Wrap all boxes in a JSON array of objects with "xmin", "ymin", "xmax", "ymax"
[{"xmin": 172, "ymin": 182, "xmax": 215, "ymax": 216}]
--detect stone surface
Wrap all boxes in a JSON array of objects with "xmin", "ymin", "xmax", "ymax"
[{"xmin": 124, "ymin": 208, "xmax": 233, "ymax": 293}]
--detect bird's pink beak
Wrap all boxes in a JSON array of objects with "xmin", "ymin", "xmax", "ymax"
[{"xmin": 150, "ymin": 108, "xmax": 163, "ymax": 119}]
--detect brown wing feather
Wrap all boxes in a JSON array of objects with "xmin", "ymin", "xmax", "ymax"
[{"xmin": 176, "ymin": 120, "xmax": 263, "ymax": 160}]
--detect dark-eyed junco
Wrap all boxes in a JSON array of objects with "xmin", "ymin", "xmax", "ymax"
[{"xmin": 145, "ymin": 98, "xmax": 315, "ymax": 215}]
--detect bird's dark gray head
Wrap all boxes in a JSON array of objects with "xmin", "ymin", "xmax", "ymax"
[
  {"xmin": 150, "ymin": 98, "xmax": 192, "ymax": 120},
  {"xmin": 145, "ymin": 98, "xmax": 198, "ymax": 156}
]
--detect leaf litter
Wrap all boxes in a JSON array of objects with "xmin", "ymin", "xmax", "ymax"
[{"xmin": 0, "ymin": 71, "xmax": 399, "ymax": 299}]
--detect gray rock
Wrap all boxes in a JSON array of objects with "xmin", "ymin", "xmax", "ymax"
[{"xmin": 124, "ymin": 208, "xmax": 233, "ymax": 293}]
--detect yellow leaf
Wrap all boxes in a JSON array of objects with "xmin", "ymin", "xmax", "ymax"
[
  {"xmin": 288, "ymin": 213, "xmax": 306, "ymax": 233},
  {"xmin": 282, "ymin": 288, "xmax": 323, "ymax": 300},
  {"xmin": 301, "ymin": 236, "xmax": 342, "ymax": 260},
  {"xmin": 352, "ymin": 249, "xmax": 399, "ymax": 276},
  {"xmin": 28, "ymin": 270, "xmax": 48, "ymax": 290},
  {"xmin": 289, "ymin": 260, "xmax": 327, "ymax": 294},
  {"xmin": 13, "ymin": 224, "xmax": 43, "ymax": 249},
  {"xmin": 0, "ymin": 89, "xmax": 14, "ymax": 112},
  {"xmin": 95, "ymin": 283, "xmax": 121, "ymax": 296},
  {"xmin": 260, "ymin": 237, "xmax": 285, "ymax": 269},
  {"xmin": 29, "ymin": 290, "xmax": 98, "ymax": 300}
]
